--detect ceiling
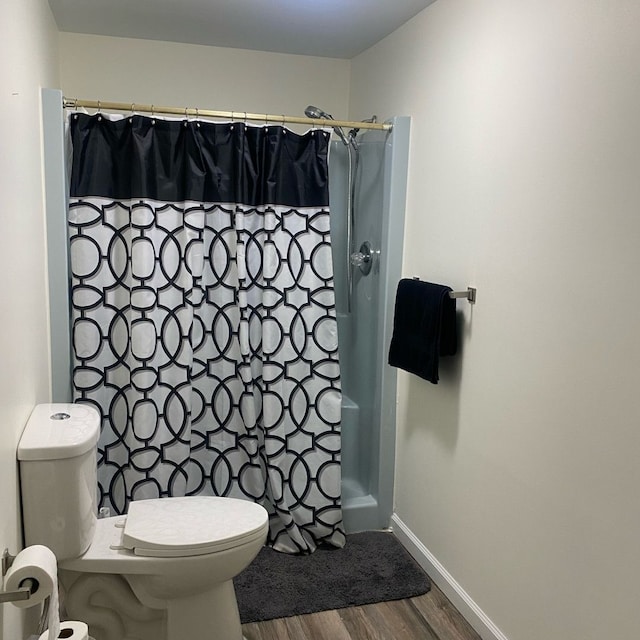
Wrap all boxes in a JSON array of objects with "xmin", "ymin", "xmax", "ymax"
[{"xmin": 48, "ymin": 0, "xmax": 436, "ymax": 59}]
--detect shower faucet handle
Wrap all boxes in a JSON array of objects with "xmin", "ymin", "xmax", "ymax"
[
  {"xmin": 350, "ymin": 251, "xmax": 369, "ymax": 267},
  {"xmin": 350, "ymin": 241, "xmax": 374, "ymax": 275}
]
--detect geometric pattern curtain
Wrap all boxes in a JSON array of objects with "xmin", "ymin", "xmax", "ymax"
[{"xmin": 68, "ymin": 113, "xmax": 345, "ymax": 553}]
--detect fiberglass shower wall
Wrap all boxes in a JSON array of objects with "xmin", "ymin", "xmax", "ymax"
[{"xmin": 328, "ymin": 117, "xmax": 410, "ymax": 532}]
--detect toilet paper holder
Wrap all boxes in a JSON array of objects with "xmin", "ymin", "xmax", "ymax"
[{"xmin": 1, "ymin": 549, "xmax": 37, "ymax": 604}]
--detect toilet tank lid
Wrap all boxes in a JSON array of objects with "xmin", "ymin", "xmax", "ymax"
[{"xmin": 18, "ymin": 403, "xmax": 100, "ymax": 461}]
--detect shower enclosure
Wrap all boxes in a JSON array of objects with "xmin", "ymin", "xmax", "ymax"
[
  {"xmin": 41, "ymin": 88, "xmax": 410, "ymax": 533},
  {"xmin": 327, "ymin": 117, "xmax": 410, "ymax": 532}
]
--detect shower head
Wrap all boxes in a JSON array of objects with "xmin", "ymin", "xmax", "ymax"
[
  {"xmin": 304, "ymin": 105, "xmax": 348, "ymax": 146},
  {"xmin": 305, "ymin": 105, "xmax": 333, "ymax": 120}
]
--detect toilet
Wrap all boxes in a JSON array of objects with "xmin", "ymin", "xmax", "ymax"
[{"xmin": 17, "ymin": 403, "xmax": 269, "ymax": 640}]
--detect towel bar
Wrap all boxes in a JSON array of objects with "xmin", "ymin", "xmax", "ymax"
[
  {"xmin": 411, "ymin": 278, "xmax": 476, "ymax": 304},
  {"xmin": 449, "ymin": 287, "xmax": 476, "ymax": 304}
]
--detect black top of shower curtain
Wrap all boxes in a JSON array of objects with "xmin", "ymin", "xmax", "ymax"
[{"xmin": 69, "ymin": 114, "xmax": 330, "ymax": 207}]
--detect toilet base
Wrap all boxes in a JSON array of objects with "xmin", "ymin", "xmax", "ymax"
[
  {"xmin": 61, "ymin": 571, "xmax": 247, "ymax": 640},
  {"xmin": 61, "ymin": 572, "xmax": 166, "ymax": 640}
]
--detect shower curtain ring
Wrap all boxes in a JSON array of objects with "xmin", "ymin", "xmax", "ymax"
[{"xmin": 244, "ymin": 112, "xmax": 247, "ymax": 125}]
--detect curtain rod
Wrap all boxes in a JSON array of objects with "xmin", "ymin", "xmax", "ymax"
[{"xmin": 62, "ymin": 97, "xmax": 392, "ymax": 132}]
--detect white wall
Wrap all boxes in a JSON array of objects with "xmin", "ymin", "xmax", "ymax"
[
  {"xmin": 59, "ymin": 33, "xmax": 350, "ymax": 128},
  {"xmin": 351, "ymin": 2, "xmax": 640, "ymax": 639},
  {"xmin": 0, "ymin": 1, "xmax": 59, "ymax": 638}
]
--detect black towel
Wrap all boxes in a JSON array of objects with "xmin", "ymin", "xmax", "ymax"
[{"xmin": 388, "ymin": 279, "xmax": 457, "ymax": 384}]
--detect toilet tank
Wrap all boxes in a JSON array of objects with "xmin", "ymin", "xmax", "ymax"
[{"xmin": 18, "ymin": 403, "xmax": 100, "ymax": 561}]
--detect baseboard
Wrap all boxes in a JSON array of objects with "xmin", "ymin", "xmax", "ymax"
[{"xmin": 390, "ymin": 514, "xmax": 509, "ymax": 640}]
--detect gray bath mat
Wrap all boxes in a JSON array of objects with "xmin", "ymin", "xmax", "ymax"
[{"xmin": 234, "ymin": 530, "xmax": 430, "ymax": 623}]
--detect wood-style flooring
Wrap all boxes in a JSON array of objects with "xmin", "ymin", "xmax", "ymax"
[{"xmin": 241, "ymin": 579, "xmax": 482, "ymax": 640}]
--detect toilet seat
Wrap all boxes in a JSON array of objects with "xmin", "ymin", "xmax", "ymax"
[{"xmin": 122, "ymin": 496, "xmax": 269, "ymax": 557}]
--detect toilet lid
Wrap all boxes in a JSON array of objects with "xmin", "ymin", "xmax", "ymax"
[{"xmin": 121, "ymin": 497, "xmax": 268, "ymax": 557}]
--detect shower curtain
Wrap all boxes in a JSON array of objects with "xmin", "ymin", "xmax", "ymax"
[{"xmin": 68, "ymin": 113, "xmax": 345, "ymax": 553}]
